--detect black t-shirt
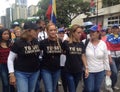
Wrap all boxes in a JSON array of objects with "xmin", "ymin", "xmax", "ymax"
[
  {"xmin": 11, "ymin": 39, "xmax": 40, "ymax": 72},
  {"xmin": 39, "ymin": 39, "xmax": 62, "ymax": 72},
  {"xmin": 62, "ymin": 41, "xmax": 85, "ymax": 73}
]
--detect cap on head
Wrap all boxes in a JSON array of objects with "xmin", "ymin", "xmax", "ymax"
[
  {"xmin": 84, "ymin": 21, "xmax": 93, "ymax": 26},
  {"xmin": 12, "ymin": 21, "xmax": 20, "ymax": 28},
  {"xmin": 13, "ymin": 22, "xmax": 19, "ymax": 25},
  {"xmin": 101, "ymin": 27, "xmax": 107, "ymax": 32},
  {"xmin": 58, "ymin": 28, "xmax": 64, "ymax": 33},
  {"xmin": 23, "ymin": 21, "xmax": 39, "ymax": 30},
  {"xmin": 112, "ymin": 24, "xmax": 119, "ymax": 29},
  {"xmin": 89, "ymin": 25, "xmax": 98, "ymax": 32},
  {"xmin": 101, "ymin": 29, "xmax": 106, "ymax": 32}
]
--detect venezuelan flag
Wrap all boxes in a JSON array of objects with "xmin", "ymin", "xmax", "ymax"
[
  {"xmin": 46, "ymin": 0, "xmax": 56, "ymax": 24},
  {"xmin": 106, "ymin": 34, "xmax": 120, "ymax": 51}
]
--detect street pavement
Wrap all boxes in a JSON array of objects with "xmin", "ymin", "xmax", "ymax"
[
  {"xmin": 40, "ymin": 73, "xmax": 120, "ymax": 92},
  {"xmin": 0, "ymin": 73, "xmax": 120, "ymax": 92}
]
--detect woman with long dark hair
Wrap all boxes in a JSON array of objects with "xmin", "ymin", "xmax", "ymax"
[{"xmin": 0, "ymin": 28, "xmax": 12, "ymax": 92}]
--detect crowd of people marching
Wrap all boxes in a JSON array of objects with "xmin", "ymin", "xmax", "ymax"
[{"xmin": 0, "ymin": 19, "xmax": 120, "ymax": 92}]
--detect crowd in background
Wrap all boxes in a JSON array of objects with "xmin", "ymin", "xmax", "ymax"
[{"xmin": 0, "ymin": 19, "xmax": 120, "ymax": 92}]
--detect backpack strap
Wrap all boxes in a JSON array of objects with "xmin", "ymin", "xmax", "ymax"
[{"xmin": 85, "ymin": 39, "xmax": 90, "ymax": 49}]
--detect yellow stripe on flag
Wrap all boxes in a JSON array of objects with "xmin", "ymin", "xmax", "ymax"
[{"xmin": 52, "ymin": 0, "xmax": 56, "ymax": 16}]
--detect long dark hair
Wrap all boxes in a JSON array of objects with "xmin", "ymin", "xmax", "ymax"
[{"xmin": 0, "ymin": 28, "xmax": 11, "ymax": 47}]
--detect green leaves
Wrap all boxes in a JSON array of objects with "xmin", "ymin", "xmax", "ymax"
[
  {"xmin": 36, "ymin": 0, "xmax": 90, "ymax": 27},
  {"xmin": 56, "ymin": 0, "xmax": 90, "ymax": 26}
]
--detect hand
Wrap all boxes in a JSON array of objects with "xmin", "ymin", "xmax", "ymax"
[
  {"xmin": 109, "ymin": 58, "xmax": 113, "ymax": 64},
  {"xmin": 106, "ymin": 70, "xmax": 111, "ymax": 76},
  {"xmin": 9, "ymin": 73, "xmax": 16, "ymax": 86},
  {"xmin": 109, "ymin": 55, "xmax": 112, "ymax": 64},
  {"xmin": 85, "ymin": 68, "xmax": 89, "ymax": 78}
]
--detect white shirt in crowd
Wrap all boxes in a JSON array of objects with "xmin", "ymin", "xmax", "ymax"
[
  {"xmin": 60, "ymin": 34, "xmax": 68, "ymax": 67},
  {"xmin": 38, "ymin": 31, "xmax": 48, "ymax": 59},
  {"xmin": 110, "ymin": 51, "xmax": 120, "ymax": 58},
  {"xmin": 38, "ymin": 31, "xmax": 48, "ymax": 41},
  {"xmin": 86, "ymin": 40, "xmax": 110, "ymax": 73}
]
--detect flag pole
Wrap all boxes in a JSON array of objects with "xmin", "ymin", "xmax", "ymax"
[
  {"xmin": 51, "ymin": 0, "xmax": 53, "ymax": 22},
  {"xmin": 96, "ymin": 0, "xmax": 98, "ymax": 25}
]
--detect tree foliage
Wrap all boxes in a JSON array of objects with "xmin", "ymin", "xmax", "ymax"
[
  {"xmin": 37, "ymin": 0, "xmax": 90, "ymax": 26},
  {"xmin": 37, "ymin": 0, "xmax": 49, "ymax": 19},
  {"xmin": 56, "ymin": 0, "xmax": 90, "ymax": 26}
]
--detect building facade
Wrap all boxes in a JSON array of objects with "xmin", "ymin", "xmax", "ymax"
[
  {"xmin": 72, "ymin": 0, "xmax": 120, "ymax": 27},
  {"xmin": 28, "ymin": 5, "xmax": 38, "ymax": 17},
  {"xmin": 86, "ymin": 3, "xmax": 120, "ymax": 27},
  {"xmin": 12, "ymin": 0, "xmax": 27, "ymax": 21},
  {"xmin": 1, "ymin": 16, "xmax": 7, "ymax": 28},
  {"xmin": 6, "ymin": 8, "xmax": 11, "ymax": 28},
  {"xmin": 15, "ymin": 0, "xmax": 27, "ymax": 6}
]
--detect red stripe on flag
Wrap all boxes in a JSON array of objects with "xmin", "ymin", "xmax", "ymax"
[
  {"xmin": 106, "ymin": 42, "xmax": 120, "ymax": 51},
  {"xmin": 46, "ymin": 5, "xmax": 52, "ymax": 20}
]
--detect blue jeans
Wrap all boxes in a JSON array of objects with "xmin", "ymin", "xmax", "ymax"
[
  {"xmin": 66, "ymin": 72, "xmax": 82, "ymax": 92},
  {"xmin": 35, "ymin": 70, "xmax": 42, "ymax": 92},
  {"xmin": 15, "ymin": 70, "xmax": 40, "ymax": 92},
  {"xmin": 83, "ymin": 71, "xmax": 105, "ymax": 92},
  {"xmin": 110, "ymin": 57, "xmax": 120, "ymax": 88},
  {"xmin": 41, "ymin": 69, "xmax": 61, "ymax": 92},
  {"xmin": 61, "ymin": 67, "xmax": 68, "ymax": 92},
  {"xmin": 0, "ymin": 64, "xmax": 9, "ymax": 92}
]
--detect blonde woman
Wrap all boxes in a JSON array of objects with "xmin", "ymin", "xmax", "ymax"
[
  {"xmin": 13, "ymin": 27, "xmax": 22, "ymax": 41},
  {"xmin": 39, "ymin": 23, "xmax": 62, "ymax": 92},
  {"xmin": 62, "ymin": 24, "xmax": 89, "ymax": 92}
]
